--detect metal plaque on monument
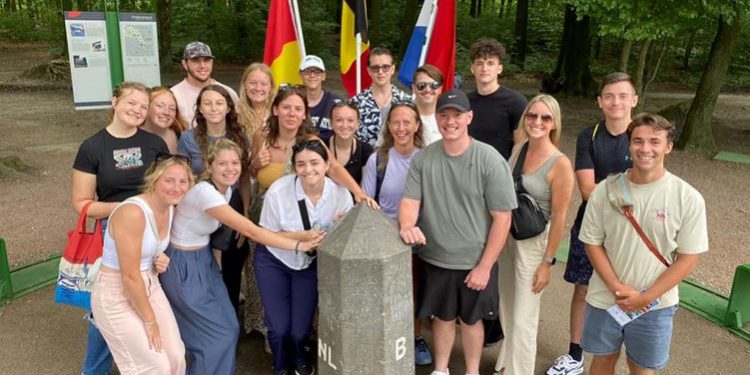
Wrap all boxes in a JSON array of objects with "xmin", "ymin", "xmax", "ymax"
[{"xmin": 317, "ymin": 205, "xmax": 415, "ymax": 374}]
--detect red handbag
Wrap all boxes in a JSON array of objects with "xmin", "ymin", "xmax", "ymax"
[{"xmin": 54, "ymin": 201, "xmax": 104, "ymax": 310}]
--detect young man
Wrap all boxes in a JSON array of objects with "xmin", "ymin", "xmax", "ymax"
[
  {"xmin": 171, "ymin": 41, "xmax": 239, "ymax": 128},
  {"xmin": 299, "ymin": 55, "xmax": 341, "ymax": 141},
  {"xmin": 547, "ymin": 72, "xmax": 638, "ymax": 375},
  {"xmin": 412, "ymin": 64, "xmax": 444, "ymax": 145},
  {"xmin": 351, "ymin": 47, "xmax": 412, "ymax": 147},
  {"xmin": 399, "ymin": 89, "xmax": 516, "ymax": 375},
  {"xmin": 467, "ymin": 38, "xmax": 527, "ymax": 160},
  {"xmin": 579, "ymin": 113, "xmax": 708, "ymax": 375}
]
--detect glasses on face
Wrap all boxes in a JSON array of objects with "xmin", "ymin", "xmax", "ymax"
[
  {"xmin": 525, "ymin": 112, "xmax": 554, "ymax": 124},
  {"xmin": 301, "ymin": 69, "xmax": 324, "ymax": 77},
  {"xmin": 414, "ymin": 81, "xmax": 441, "ymax": 92},
  {"xmin": 155, "ymin": 152, "xmax": 191, "ymax": 166},
  {"xmin": 368, "ymin": 64, "xmax": 393, "ymax": 73}
]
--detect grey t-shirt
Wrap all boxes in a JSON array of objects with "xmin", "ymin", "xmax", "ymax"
[{"xmin": 404, "ymin": 139, "xmax": 517, "ymax": 270}]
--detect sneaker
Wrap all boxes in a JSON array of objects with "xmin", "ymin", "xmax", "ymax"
[
  {"xmin": 274, "ymin": 369, "xmax": 291, "ymax": 375},
  {"xmin": 546, "ymin": 354, "xmax": 584, "ymax": 375},
  {"xmin": 295, "ymin": 362, "xmax": 315, "ymax": 375},
  {"xmin": 415, "ymin": 337, "xmax": 433, "ymax": 365},
  {"xmin": 430, "ymin": 370, "xmax": 449, "ymax": 375}
]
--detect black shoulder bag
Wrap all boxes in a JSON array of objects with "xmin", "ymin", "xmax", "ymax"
[{"xmin": 510, "ymin": 143, "xmax": 549, "ymax": 240}]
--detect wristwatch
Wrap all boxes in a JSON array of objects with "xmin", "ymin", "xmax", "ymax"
[{"xmin": 543, "ymin": 256, "xmax": 557, "ymax": 265}]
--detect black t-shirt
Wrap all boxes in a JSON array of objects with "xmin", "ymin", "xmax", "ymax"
[
  {"xmin": 467, "ymin": 86, "xmax": 527, "ymax": 160},
  {"xmin": 573, "ymin": 121, "xmax": 633, "ymax": 224},
  {"xmin": 310, "ymin": 91, "xmax": 341, "ymax": 140},
  {"xmin": 73, "ymin": 128, "xmax": 169, "ymax": 202},
  {"xmin": 327, "ymin": 137, "xmax": 373, "ymax": 185}
]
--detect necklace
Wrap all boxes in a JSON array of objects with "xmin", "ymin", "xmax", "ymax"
[{"xmin": 331, "ymin": 135, "xmax": 355, "ymax": 165}]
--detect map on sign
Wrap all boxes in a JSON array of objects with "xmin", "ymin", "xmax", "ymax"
[{"xmin": 122, "ymin": 25, "xmax": 155, "ymax": 57}]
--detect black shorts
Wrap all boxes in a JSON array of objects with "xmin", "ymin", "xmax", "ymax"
[{"xmin": 415, "ymin": 258, "xmax": 499, "ymax": 325}]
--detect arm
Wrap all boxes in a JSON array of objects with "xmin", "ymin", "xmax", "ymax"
[
  {"xmin": 206, "ymin": 204, "xmax": 322, "ymax": 252},
  {"xmin": 616, "ymin": 253, "xmax": 699, "ymax": 312},
  {"xmin": 584, "ymin": 243, "xmax": 629, "ymax": 295},
  {"xmin": 109, "ymin": 205, "xmax": 162, "ymax": 351},
  {"xmin": 248, "ymin": 129, "xmax": 269, "ymax": 178},
  {"xmin": 311, "ymin": 136, "xmax": 379, "ymax": 208},
  {"xmin": 465, "ymin": 210, "xmax": 512, "ymax": 290},
  {"xmin": 398, "ymin": 198, "xmax": 425, "ymax": 245},
  {"xmin": 360, "ymin": 153, "xmax": 377, "ymax": 197},
  {"xmin": 575, "ymin": 169, "xmax": 596, "ymax": 200},
  {"xmin": 532, "ymin": 157, "xmax": 575, "ymax": 293},
  {"xmin": 71, "ymin": 170, "xmax": 118, "ymax": 219}
]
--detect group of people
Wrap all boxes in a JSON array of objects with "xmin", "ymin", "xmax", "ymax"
[{"xmin": 70, "ymin": 37, "xmax": 707, "ymax": 375}]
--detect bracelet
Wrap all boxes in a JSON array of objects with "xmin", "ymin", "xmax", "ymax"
[
  {"xmin": 143, "ymin": 319, "xmax": 156, "ymax": 326},
  {"xmin": 294, "ymin": 240, "xmax": 301, "ymax": 255}
]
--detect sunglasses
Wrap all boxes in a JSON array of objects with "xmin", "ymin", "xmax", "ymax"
[
  {"xmin": 368, "ymin": 64, "xmax": 393, "ymax": 73},
  {"xmin": 155, "ymin": 152, "xmax": 191, "ymax": 166},
  {"xmin": 525, "ymin": 112, "xmax": 554, "ymax": 124},
  {"xmin": 414, "ymin": 81, "xmax": 441, "ymax": 91}
]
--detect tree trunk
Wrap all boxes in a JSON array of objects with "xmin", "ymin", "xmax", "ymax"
[
  {"xmin": 639, "ymin": 38, "xmax": 668, "ymax": 111},
  {"xmin": 369, "ymin": 0, "xmax": 382, "ymax": 46},
  {"xmin": 633, "ymin": 39, "xmax": 652, "ymax": 96},
  {"xmin": 619, "ymin": 39, "xmax": 632, "ymax": 73},
  {"xmin": 513, "ymin": 0, "xmax": 528, "ymax": 69},
  {"xmin": 399, "ymin": 0, "xmax": 418, "ymax": 54},
  {"xmin": 541, "ymin": 4, "xmax": 596, "ymax": 97},
  {"xmin": 156, "ymin": 0, "xmax": 172, "ymax": 67},
  {"xmin": 682, "ymin": 29, "xmax": 696, "ymax": 71},
  {"xmin": 499, "ymin": 0, "xmax": 506, "ymax": 18},
  {"xmin": 679, "ymin": 10, "xmax": 742, "ymax": 152}
]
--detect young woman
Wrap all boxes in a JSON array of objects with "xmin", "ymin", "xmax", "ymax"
[
  {"xmin": 141, "ymin": 87, "xmax": 187, "ymax": 153},
  {"xmin": 238, "ymin": 62, "xmax": 276, "ymax": 140},
  {"xmin": 411, "ymin": 64, "xmax": 443, "ymax": 145},
  {"xmin": 494, "ymin": 95, "xmax": 575, "ymax": 375},
  {"xmin": 256, "ymin": 140, "xmax": 354, "ymax": 375},
  {"xmin": 92, "ymin": 155, "xmax": 193, "ymax": 375},
  {"xmin": 328, "ymin": 101, "xmax": 373, "ymax": 184},
  {"xmin": 360, "ymin": 103, "xmax": 432, "ymax": 366},
  {"xmin": 160, "ymin": 139, "xmax": 323, "ymax": 375},
  {"xmin": 245, "ymin": 85, "xmax": 378, "ymax": 340},
  {"xmin": 71, "ymin": 81, "xmax": 169, "ymax": 375}
]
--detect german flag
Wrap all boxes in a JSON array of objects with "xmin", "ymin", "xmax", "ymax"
[
  {"xmin": 340, "ymin": 0, "xmax": 371, "ymax": 96},
  {"xmin": 264, "ymin": 0, "xmax": 304, "ymax": 86}
]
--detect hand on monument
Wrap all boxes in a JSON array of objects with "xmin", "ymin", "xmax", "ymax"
[
  {"xmin": 399, "ymin": 226, "xmax": 426, "ymax": 246},
  {"xmin": 464, "ymin": 265, "xmax": 491, "ymax": 291},
  {"xmin": 355, "ymin": 194, "xmax": 380, "ymax": 210},
  {"xmin": 153, "ymin": 253, "xmax": 170, "ymax": 274},
  {"xmin": 531, "ymin": 263, "xmax": 551, "ymax": 293},
  {"xmin": 300, "ymin": 232, "xmax": 326, "ymax": 252},
  {"xmin": 304, "ymin": 229, "xmax": 326, "ymax": 241},
  {"xmin": 615, "ymin": 288, "xmax": 651, "ymax": 313}
]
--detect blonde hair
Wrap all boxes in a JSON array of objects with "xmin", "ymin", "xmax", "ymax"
[
  {"xmin": 238, "ymin": 63, "xmax": 276, "ymax": 138},
  {"xmin": 141, "ymin": 156, "xmax": 195, "ymax": 192},
  {"xmin": 517, "ymin": 94, "xmax": 563, "ymax": 146},
  {"xmin": 198, "ymin": 138, "xmax": 244, "ymax": 182},
  {"xmin": 108, "ymin": 81, "xmax": 150, "ymax": 122},
  {"xmin": 149, "ymin": 86, "xmax": 187, "ymax": 134}
]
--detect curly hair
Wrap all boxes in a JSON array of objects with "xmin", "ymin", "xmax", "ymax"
[
  {"xmin": 469, "ymin": 38, "xmax": 506, "ymax": 64},
  {"xmin": 194, "ymin": 84, "xmax": 248, "ymax": 165},
  {"xmin": 377, "ymin": 102, "xmax": 424, "ymax": 171}
]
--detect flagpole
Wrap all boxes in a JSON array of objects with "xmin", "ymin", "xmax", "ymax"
[
  {"xmin": 419, "ymin": 0, "xmax": 438, "ymax": 66},
  {"xmin": 290, "ymin": 0, "xmax": 306, "ymax": 57},
  {"xmin": 356, "ymin": 33, "xmax": 362, "ymax": 94}
]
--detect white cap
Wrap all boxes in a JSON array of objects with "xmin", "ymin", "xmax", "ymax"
[{"xmin": 300, "ymin": 55, "xmax": 325, "ymax": 71}]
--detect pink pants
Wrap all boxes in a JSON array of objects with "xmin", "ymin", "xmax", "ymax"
[{"xmin": 91, "ymin": 269, "xmax": 186, "ymax": 375}]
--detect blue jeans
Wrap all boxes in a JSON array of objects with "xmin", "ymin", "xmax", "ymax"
[{"xmin": 82, "ymin": 217, "xmax": 113, "ymax": 375}]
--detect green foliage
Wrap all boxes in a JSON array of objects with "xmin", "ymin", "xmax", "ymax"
[
  {"xmin": 0, "ymin": 12, "xmax": 43, "ymax": 41},
  {"xmin": 300, "ymin": 0, "xmax": 338, "ymax": 68}
]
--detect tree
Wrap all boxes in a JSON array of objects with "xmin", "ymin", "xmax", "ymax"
[
  {"xmin": 399, "ymin": 0, "xmax": 418, "ymax": 54},
  {"xmin": 679, "ymin": 7, "xmax": 743, "ymax": 152},
  {"xmin": 512, "ymin": 0, "xmax": 528, "ymax": 69},
  {"xmin": 542, "ymin": 4, "xmax": 596, "ymax": 97},
  {"xmin": 156, "ymin": 0, "xmax": 172, "ymax": 67}
]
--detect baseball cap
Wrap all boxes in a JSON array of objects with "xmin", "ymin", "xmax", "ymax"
[
  {"xmin": 183, "ymin": 41, "xmax": 215, "ymax": 60},
  {"xmin": 436, "ymin": 89, "xmax": 471, "ymax": 113},
  {"xmin": 300, "ymin": 55, "xmax": 325, "ymax": 71}
]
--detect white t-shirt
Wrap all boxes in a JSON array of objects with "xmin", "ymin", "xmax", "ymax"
[
  {"xmin": 260, "ymin": 174, "xmax": 354, "ymax": 270},
  {"xmin": 170, "ymin": 181, "xmax": 233, "ymax": 247},
  {"xmin": 171, "ymin": 79, "xmax": 240, "ymax": 128},
  {"xmin": 420, "ymin": 114, "xmax": 442, "ymax": 145},
  {"xmin": 579, "ymin": 171, "xmax": 708, "ymax": 309}
]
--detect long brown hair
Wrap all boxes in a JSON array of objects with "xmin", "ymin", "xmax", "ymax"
[
  {"xmin": 265, "ymin": 85, "xmax": 315, "ymax": 148},
  {"xmin": 194, "ymin": 84, "xmax": 248, "ymax": 164},
  {"xmin": 377, "ymin": 102, "xmax": 424, "ymax": 171},
  {"xmin": 238, "ymin": 63, "xmax": 276, "ymax": 138}
]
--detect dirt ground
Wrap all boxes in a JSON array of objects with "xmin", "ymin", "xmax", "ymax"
[{"xmin": 1, "ymin": 41, "xmax": 749, "ymax": 295}]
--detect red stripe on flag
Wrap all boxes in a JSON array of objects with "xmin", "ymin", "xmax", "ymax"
[
  {"xmin": 264, "ymin": 0, "xmax": 298, "ymax": 66},
  {"xmin": 425, "ymin": 0, "xmax": 456, "ymax": 90},
  {"xmin": 341, "ymin": 49, "xmax": 372, "ymax": 97}
]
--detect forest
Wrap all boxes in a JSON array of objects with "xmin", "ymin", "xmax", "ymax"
[{"xmin": 0, "ymin": 0, "xmax": 748, "ymax": 152}]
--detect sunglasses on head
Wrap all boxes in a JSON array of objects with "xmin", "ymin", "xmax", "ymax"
[
  {"xmin": 414, "ymin": 81, "xmax": 441, "ymax": 91},
  {"xmin": 155, "ymin": 152, "xmax": 191, "ymax": 166}
]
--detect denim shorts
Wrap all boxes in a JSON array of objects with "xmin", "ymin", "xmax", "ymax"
[{"xmin": 581, "ymin": 303, "xmax": 677, "ymax": 371}]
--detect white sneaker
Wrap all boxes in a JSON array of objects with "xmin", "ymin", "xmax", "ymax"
[
  {"xmin": 547, "ymin": 354, "xmax": 584, "ymax": 375},
  {"xmin": 430, "ymin": 370, "xmax": 449, "ymax": 375}
]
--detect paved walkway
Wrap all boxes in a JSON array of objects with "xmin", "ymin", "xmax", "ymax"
[{"xmin": 1, "ymin": 267, "xmax": 748, "ymax": 374}]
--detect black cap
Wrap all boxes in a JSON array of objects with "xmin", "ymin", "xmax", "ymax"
[{"xmin": 436, "ymin": 89, "xmax": 471, "ymax": 113}]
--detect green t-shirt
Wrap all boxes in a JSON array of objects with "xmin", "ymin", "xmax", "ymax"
[{"xmin": 404, "ymin": 139, "xmax": 517, "ymax": 270}]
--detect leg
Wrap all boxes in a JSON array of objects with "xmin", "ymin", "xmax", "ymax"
[
  {"xmin": 255, "ymin": 245, "xmax": 293, "ymax": 371},
  {"xmin": 82, "ymin": 315, "xmax": 114, "ymax": 375},
  {"xmin": 431, "ymin": 318, "xmax": 456, "ymax": 372},
  {"xmin": 590, "ymin": 353, "xmax": 619, "ymax": 375},
  {"xmin": 495, "ymin": 241, "xmax": 516, "ymax": 372},
  {"xmin": 289, "ymin": 262, "xmax": 319, "ymax": 367},
  {"xmin": 622, "ymin": 306, "xmax": 676, "ymax": 373},
  {"xmin": 459, "ymin": 319, "xmax": 484, "ymax": 374},
  {"xmin": 222, "ymin": 188, "xmax": 250, "ymax": 313},
  {"xmin": 570, "ymin": 284, "xmax": 587, "ymax": 345},
  {"xmin": 626, "ymin": 358, "xmax": 656, "ymax": 375}
]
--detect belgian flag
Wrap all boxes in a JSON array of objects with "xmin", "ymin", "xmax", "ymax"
[
  {"xmin": 264, "ymin": 0, "xmax": 304, "ymax": 86},
  {"xmin": 340, "ymin": 0, "xmax": 371, "ymax": 96}
]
